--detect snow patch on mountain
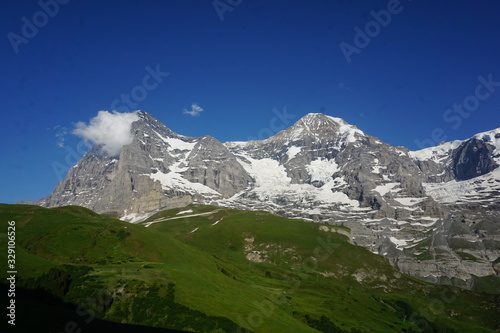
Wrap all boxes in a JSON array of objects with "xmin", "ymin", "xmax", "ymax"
[
  {"xmin": 371, "ymin": 159, "xmax": 387, "ymax": 174},
  {"xmin": 176, "ymin": 209, "xmax": 193, "ymax": 215},
  {"xmin": 121, "ymin": 211, "xmax": 149, "ymax": 223},
  {"xmin": 325, "ymin": 116, "xmax": 364, "ymax": 144},
  {"xmin": 151, "ymin": 129, "xmax": 194, "ymax": 151},
  {"xmin": 410, "ymin": 127, "xmax": 500, "ymax": 163},
  {"xmin": 287, "ymin": 146, "xmax": 302, "ymax": 160},
  {"xmin": 317, "ymin": 182, "xmax": 358, "ymax": 205},
  {"xmin": 307, "ymin": 158, "xmax": 339, "ymax": 184},
  {"xmin": 409, "ymin": 140, "xmax": 463, "ymax": 161},
  {"xmin": 166, "ymin": 137, "xmax": 196, "ymax": 152},
  {"xmin": 148, "ymin": 169, "xmax": 219, "ymax": 195},
  {"xmin": 393, "ymin": 197, "xmax": 427, "ymax": 206},
  {"xmin": 472, "ymin": 127, "xmax": 500, "ymax": 163},
  {"xmin": 424, "ymin": 167, "xmax": 500, "ymax": 204},
  {"xmin": 372, "ymin": 183, "xmax": 400, "ymax": 196},
  {"xmin": 230, "ymin": 153, "xmax": 358, "ymax": 207},
  {"xmin": 237, "ymin": 156, "xmax": 291, "ymax": 198},
  {"xmin": 262, "ymin": 113, "xmax": 366, "ymax": 149}
]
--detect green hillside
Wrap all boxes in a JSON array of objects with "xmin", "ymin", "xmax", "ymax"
[{"xmin": 1, "ymin": 203, "xmax": 499, "ymax": 332}]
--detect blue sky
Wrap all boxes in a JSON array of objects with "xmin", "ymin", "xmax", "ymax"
[{"xmin": 1, "ymin": 0, "xmax": 500, "ymax": 203}]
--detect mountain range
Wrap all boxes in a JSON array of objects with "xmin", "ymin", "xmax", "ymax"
[{"xmin": 31, "ymin": 110, "xmax": 500, "ymax": 289}]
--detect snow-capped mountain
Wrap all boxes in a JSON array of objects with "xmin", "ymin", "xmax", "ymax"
[
  {"xmin": 36, "ymin": 111, "xmax": 500, "ymax": 288},
  {"xmin": 410, "ymin": 128, "xmax": 500, "ymax": 207},
  {"xmin": 39, "ymin": 111, "xmax": 251, "ymax": 221},
  {"xmin": 223, "ymin": 113, "xmax": 432, "ymax": 216}
]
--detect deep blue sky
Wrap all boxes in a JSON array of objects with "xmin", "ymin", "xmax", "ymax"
[{"xmin": 1, "ymin": 0, "xmax": 500, "ymax": 203}]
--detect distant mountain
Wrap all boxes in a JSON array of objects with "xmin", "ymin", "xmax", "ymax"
[{"xmin": 35, "ymin": 111, "xmax": 500, "ymax": 288}]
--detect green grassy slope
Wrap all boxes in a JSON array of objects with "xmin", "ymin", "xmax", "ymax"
[{"xmin": 1, "ymin": 204, "xmax": 499, "ymax": 332}]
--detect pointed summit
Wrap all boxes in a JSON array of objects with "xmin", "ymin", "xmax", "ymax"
[
  {"xmin": 132, "ymin": 110, "xmax": 185, "ymax": 140},
  {"xmin": 268, "ymin": 112, "xmax": 365, "ymax": 145},
  {"xmin": 296, "ymin": 112, "xmax": 359, "ymax": 132}
]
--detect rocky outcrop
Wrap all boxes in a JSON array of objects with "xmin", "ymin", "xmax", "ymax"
[
  {"xmin": 183, "ymin": 135, "xmax": 251, "ymax": 197},
  {"xmin": 452, "ymin": 138, "xmax": 498, "ymax": 180}
]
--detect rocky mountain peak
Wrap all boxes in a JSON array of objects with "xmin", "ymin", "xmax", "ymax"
[
  {"xmin": 132, "ymin": 110, "xmax": 184, "ymax": 140},
  {"xmin": 298, "ymin": 112, "xmax": 350, "ymax": 128},
  {"xmin": 472, "ymin": 127, "xmax": 500, "ymax": 154},
  {"xmin": 260, "ymin": 112, "xmax": 365, "ymax": 149}
]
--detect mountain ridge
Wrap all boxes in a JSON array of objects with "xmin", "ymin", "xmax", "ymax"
[{"xmin": 30, "ymin": 110, "xmax": 500, "ymax": 288}]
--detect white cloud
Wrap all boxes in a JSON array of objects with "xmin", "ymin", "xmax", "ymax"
[
  {"xmin": 73, "ymin": 111, "xmax": 140, "ymax": 156},
  {"xmin": 54, "ymin": 125, "xmax": 68, "ymax": 148},
  {"xmin": 183, "ymin": 103, "xmax": 204, "ymax": 117}
]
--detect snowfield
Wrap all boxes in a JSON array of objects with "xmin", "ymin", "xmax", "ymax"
[{"xmin": 231, "ymin": 154, "xmax": 359, "ymax": 207}]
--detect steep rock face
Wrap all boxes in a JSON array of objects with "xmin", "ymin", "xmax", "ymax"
[
  {"xmin": 182, "ymin": 135, "xmax": 251, "ymax": 198},
  {"xmin": 409, "ymin": 141, "xmax": 459, "ymax": 183},
  {"xmin": 40, "ymin": 111, "xmax": 251, "ymax": 220},
  {"xmin": 225, "ymin": 114, "xmax": 432, "ymax": 218},
  {"xmin": 452, "ymin": 139, "xmax": 498, "ymax": 180},
  {"xmin": 41, "ymin": 147, "xmax": 189, "ymax": 218}
]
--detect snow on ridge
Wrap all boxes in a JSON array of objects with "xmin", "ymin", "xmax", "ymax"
[
  {"xmin": 274, "ymin": 113, "xmax": 365, "ymax": 143},
  {"xmin": 473, "ymin": 127, "xmax": 500, "ymax": 159},
  {"xmin": 472, "ymin": 127, "xmax": 500, "ymax": 142},
  {"xmin": 409, "ymin": 140, "xmax": 462, "ymax": 161},
  {"xmin": 410, "ymin": 126, "xmax": 500, "ymax": 162},
  {"xmin": 323, "ymin": 115, "xmax": 365, "ymax": 141},
  {"xmin": 224, "ymin": 141, "xmax": 248, "ymax": 148},
  {"xmin": 224, "ymin": 113, "xmax": 365, "ymax": 146},
  {"xmin": 151, "ymin": 129, "xmax": 196, "ymax": 152},
  {"xmin": 165, "ymin": 137, "xmax": 196, "ymax": 152},
  {"xmin": 151, "ymin": 129, "xmax": 170, "ymax": 143}
]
